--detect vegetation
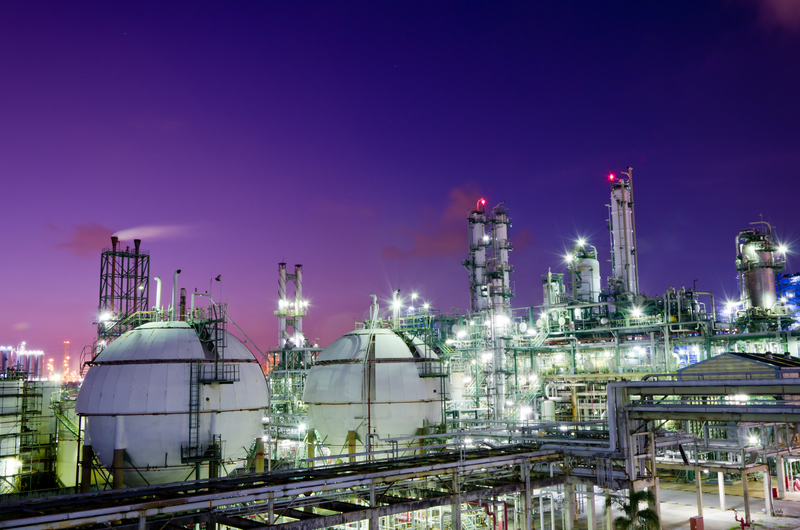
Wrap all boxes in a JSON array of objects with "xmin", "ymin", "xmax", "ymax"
[{"xmin": 606, "ymin": 489, "xmax": 660, "ymax": 530}]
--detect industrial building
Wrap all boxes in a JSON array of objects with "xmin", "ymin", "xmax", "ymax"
[{"xmin": 3, "ymin": 168, "xmax": 800, "ymax": 530}]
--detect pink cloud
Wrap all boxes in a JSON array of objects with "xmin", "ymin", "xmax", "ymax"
[
  {"xmin": 53, "ymin": 222, "xmax": 115, "ymax": 257},
  {"xmin": 382, "ymin": 226, "xmax": 465, "ymax": 259},
  {"xmin": 382, "ymin": 184, "xmax": 485, "ymax": 259},
  {"xmin": 747, "ymin": 0, "xmax": 800, "ymax": 30}
]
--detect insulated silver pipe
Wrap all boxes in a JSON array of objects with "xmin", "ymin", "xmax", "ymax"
[
  {"xmin": 170, "ymin": 270, "xmax": 182, "ymax": 321},
  {"xmin": 153, "ymin": 276, "xmax": 162, "ymax": 311}
]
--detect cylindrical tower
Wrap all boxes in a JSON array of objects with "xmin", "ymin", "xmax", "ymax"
[
  {"xmin": 736, "ymin": 224, "xmax": 784, "ymax": 311},
  {"xmin": 278, "ymin": 263, "xmax": 287, "ymax": 348},
  {"xmin": 568, "ymin": 243, "xmax": 601, "ymax": 304},
  {"xmin": 294, "ymin": 264, "xmax": 303, "ymax": 343},
  {"xmin": 608, "ymin": 169, "xmax": 638, "ymax": 296},
  {"xmin": 465, "ymin": 199, "xmax": 489, "ymax": 312}
]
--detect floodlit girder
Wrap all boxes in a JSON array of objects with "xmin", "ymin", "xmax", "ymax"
[
  {"xmin": 655, "ymin": 460, "xmax": 767, "ymax": 475},
  {"xmin": 628, "ymin": 404, "xmax": 800, "ymax": 423},
  {"xmin": 618, "ymin": 378, "xmax": 800, "ymax": 396},
  {"xmin": 0, "ymin": 449, "xmax": 564, "ymax": 530}
]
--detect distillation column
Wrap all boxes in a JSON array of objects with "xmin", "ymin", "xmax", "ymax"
[
  {"xmin": 465, "ymin": 199, "xmax": 489, "ymax": 312},
  {"xmin": 736, "ymin": 223, "xmax": 784, "ymax": 312},
  {"xmin": 490, "ymin": 204, "xmax": 513, "ymax": 418},
  {"xmin": 294, "ymin": 264, "xmax": 304, "ymax": 344},
  {"xmin": 608, "ymin": 168, "xmax": 639, "ymax": 296},
  {"xmin": 278, "ymin": 263, "xmax": 288, "ymax": 348},
  {"xmin": 276, "ymin": 263, "xmax": 307, "ymax": 349}
]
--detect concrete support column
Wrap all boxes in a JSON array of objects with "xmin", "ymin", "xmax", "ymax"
[
  {"xmin": 564, "ymin": 483, "xmax": 574, "ymax": 530},
  {"xmin": 308, "ymin": 429, "xmax": 316, "ymax": 467},
  {"xmin": 348, "ymin": 430, "xmax": 357, "ymax": 463},
  {"xmin": 742, "ymin": 470, "xmax": 751, "ymax": 524},
  {"xmin": 138, "ymin": 512, "xmax": 146, "ymax": 530},
  {"xmin": 718, "ymin": 472, "xmax": 726, "ymax": 511},
  {"xmin": 370, "ymin": 480, "xmax": 378, "ymax": 530},
  {"xmin": 453, "ymin": 472, "xmax": 461, "ymax": 530},
  {"xmin": 523, "ymin": 463, "xmax": 532, "ymax": 530},
  {"xmin": 695, "ymin": 467, "xmax": 703, "ymax": 517},
  {"xmin": 80, "ymin": 444, "xmax": 94, "ymax": 494},
  {"xmin": 268, "ymin": 493, "xmax": 275, "ymax": 524},
  {"xmin": 587, "ymin": 490, "xmax": 596, "ymax": 530},
  {"xmin": 255, "ymin": 439, "xmax": 265, "ymax": 473},
  {"xmin": 778, "ymin": 456, "xmax": 786, "ymax": 499},
  {"xmin": 113, "ymin": 415, "xmax": 126, "ymax": 489},
  {"xmin": 763, "ymin": 470, "xmax": 772, "ymax": 516},
  {"xmin": 649, "ymin": 478, "xmax": 661, "ymax": 521}
]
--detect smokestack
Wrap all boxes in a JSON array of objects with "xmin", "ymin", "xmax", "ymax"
[
  {"xmin": 180, "ymin": 288, "xmax": 186, "ymax": 321},
  {"xmin": 133, "ymin": 239, "xmax": 141, "ymax": 313},
  {"xmin": 110, "ymin": 237, "xmax": 119, "ymax": 312},
  {"xmin": 171, "ymin": 270, "xmax": 182, "ymax": 321}
]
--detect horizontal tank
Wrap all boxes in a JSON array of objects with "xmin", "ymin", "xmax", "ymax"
[{"xmin": 76, "ymin": 321, "xmax": 268, "ymax": 486}]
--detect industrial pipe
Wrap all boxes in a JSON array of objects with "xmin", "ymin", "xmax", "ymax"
[
  {"xmin": 694, "ymin": 291, "xmax": 716, "ymax": 322},
  {"xmin": 170, "ymin": 269, "xmax": 182, "ymax": 321},
  {"xmin": 369, "ymin": 294, "xmax": 379, "ymax": 329},
  {"xmin": 154, "ymin": 276, "xmax": 162, "ymax": 313}
]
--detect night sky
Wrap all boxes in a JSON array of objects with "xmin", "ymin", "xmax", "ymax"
[{"xmin": 2, "ymin": 1, "xmax": 799, "ymax": 372}]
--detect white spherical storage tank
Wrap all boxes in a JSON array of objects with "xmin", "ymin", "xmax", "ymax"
[
  {"xmin": 302, "ymin": 328, "xmax": 443, "ymax": 456},
  {"xmin": 76, "ymin": 321, "xmax": 268, "ymax": 487}
]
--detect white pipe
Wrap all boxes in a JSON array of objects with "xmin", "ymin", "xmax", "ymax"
[
  {"xmin": 171, "ymin": 270, "xmax": 181, "ymax": 321},
  {"xmin": 370, "ymin": 294, "xmax": 379, "ymax": 328},
  {"xmin": 154, "ymin": 277, "xmax": 162, "ymax": 311}
]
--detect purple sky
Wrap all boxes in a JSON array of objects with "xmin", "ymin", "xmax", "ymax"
[{"xmin": 2, "ymin": 1, "xmax": 800, "ymax": 373}]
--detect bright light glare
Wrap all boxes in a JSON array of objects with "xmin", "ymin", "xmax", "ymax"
[
  {"xmin": 778, "ymin": 245, "xmax": 789, "ymax": 255},
  {"xmin": 423, "ymin": 303, "xmax": 430, "ymax": 310},
  {"xmin": 411, "ymin": 292, "xmax": 418, "ymax": 300},
  {"xmin": 456, "ymin": 330, "xmax": 467, "ymax": 339},
  {"xmin": 577, "ymin": 238, "xmax": 586, "ymax": 247},
  {"xmin": 631, "ymin": 307, "xmax": 642, "ymax": 318},
  {"xmin": 299, "ymin": 424, "xmax": 306, "ymax": 433},
  {"xmin": 559, "ymin": 425, "xmax": 569, "ymax": 431},
  {"xmin": 565, "ymin": 254, "xmax": 573, "ymax": 262},
  {"xmin": 481, "ymin": 352, "xmax": 492, "ymax": 362},
  {"xmin": 99, "ymin": 312, "xmax": 112, "ymax": 322}
]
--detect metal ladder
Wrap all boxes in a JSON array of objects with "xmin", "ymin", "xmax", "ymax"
[{"xmin": 187, "ymin": 361, "xmax": 201, "ymax": 455}]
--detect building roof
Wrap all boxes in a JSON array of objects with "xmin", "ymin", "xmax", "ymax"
[{"xmin": 677, "ymin": 351, "xmax": 800, "ymax": 375}]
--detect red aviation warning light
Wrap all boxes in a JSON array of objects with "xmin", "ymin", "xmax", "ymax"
[
  {"xmin": 476, "ymin": 198, "xmax": 487, "ymax": 211},
  {"xmin": 608, "ymin": 173, "xmax": 615, "ymax": 181}
]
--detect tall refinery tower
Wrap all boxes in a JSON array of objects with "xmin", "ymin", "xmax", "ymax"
[{"xmin": 608, "ymin": 167, "xmax": 639, "ymax": 297}]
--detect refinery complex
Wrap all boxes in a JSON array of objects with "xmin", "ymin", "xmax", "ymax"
[{"xmin": 4, "ymin": 168, "xmax": 800, "ymax": 530}]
